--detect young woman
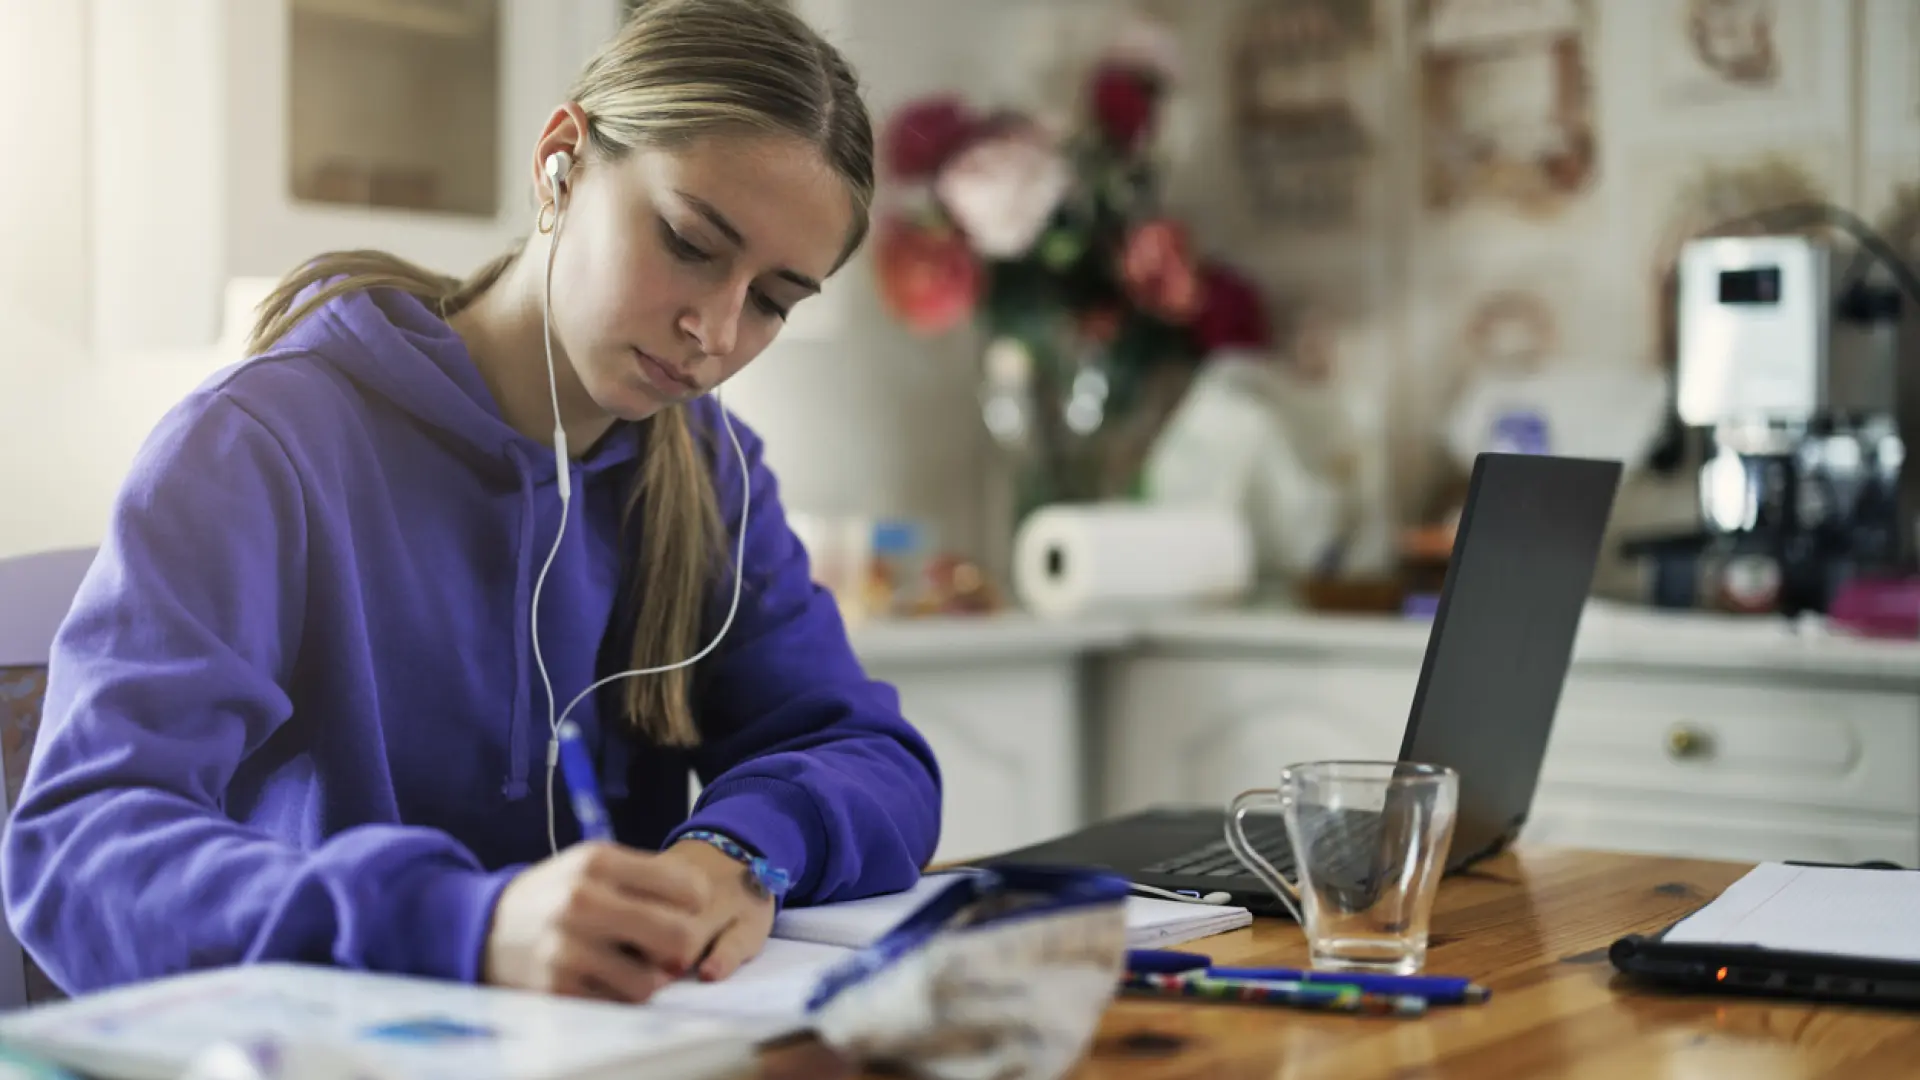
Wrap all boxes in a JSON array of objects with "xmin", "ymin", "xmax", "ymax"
[{"xmin": 0, "ymin": 0, "xmax": 941, "ymax": 1004}]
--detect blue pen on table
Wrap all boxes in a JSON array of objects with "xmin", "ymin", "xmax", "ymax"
[
  {"xmin": 554, "ymin": 720, "xmax": 614, "ymax": 843},
  {"xmin": 1127, "ymin": 949, "xmax": 1490, "ymax": 1005}
]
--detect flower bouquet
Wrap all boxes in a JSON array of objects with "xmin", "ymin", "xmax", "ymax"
[{"xmin": 872, "ymin": 20, "xmax": 1271, "ymax": 524}]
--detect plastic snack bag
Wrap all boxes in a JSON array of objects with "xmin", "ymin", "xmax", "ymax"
[{"xmin": 807, "ymin": 866, "xmax": 1130, "ymax": 1080}]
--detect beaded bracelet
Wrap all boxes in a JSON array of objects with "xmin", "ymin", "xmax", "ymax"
[{"xmin": 679, "ymin": 829, "xmax": 793, "ymax": 901}]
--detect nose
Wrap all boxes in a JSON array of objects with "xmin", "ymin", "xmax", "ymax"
[{"xmin": 679, "ymin": 283, "xmax": 745, "ymax": 363}]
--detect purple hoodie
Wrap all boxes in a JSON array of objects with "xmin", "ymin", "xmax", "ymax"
[{"xmin": 0, "ymin": 285, "xmax": 942, "ymax": 994}]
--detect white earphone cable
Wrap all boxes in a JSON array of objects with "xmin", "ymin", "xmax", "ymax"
[
  {"xmin": 531, "ymin": 153, "xmax": 750, "ymax": 855},
  {"xmin": 533, "ymin": 163, "xmax": 572, "ymax": 855},
  {"xmin": 1128, "ymin": 882, "xmax": 1233, "ymax": 906},
  {"xmin": 540, "ymin": 407, "xmax": 748, "ymax": 855}
]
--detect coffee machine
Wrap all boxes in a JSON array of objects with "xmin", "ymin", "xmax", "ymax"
[{"xmin": 1626, "ymin": 232, "xmax": 1913, "ymax": 616}]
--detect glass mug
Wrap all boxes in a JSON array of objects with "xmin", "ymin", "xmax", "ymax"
[{"xmin": 1226, "ymin": 761, "xmax": 1459, "ymax": 975}]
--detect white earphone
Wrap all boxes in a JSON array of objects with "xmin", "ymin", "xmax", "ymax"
[{"xmin": 531, "ymin": 148, "xmax": 753, "ymax": 854}]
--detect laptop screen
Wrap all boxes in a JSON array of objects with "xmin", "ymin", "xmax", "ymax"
[{"xmin": 1397, "ymin": 453, "xmax": 1623, "ymax": 868}]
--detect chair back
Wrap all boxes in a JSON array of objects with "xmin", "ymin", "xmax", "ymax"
[{"xmin": 0, "ymin": 546, "xmax": 97, "ymax": 1008}]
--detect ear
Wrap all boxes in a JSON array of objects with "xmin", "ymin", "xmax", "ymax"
[{"xmin": 532, "ymin": 102, "xmax": 592, "ymax": 203}]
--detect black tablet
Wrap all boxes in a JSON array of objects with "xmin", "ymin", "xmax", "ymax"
[{"xmin": 1611, "ymin": 928, "xmax": 1920, "ymax": 1007}]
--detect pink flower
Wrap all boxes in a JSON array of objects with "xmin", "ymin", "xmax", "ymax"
[
  {"xmin": 875, "ymin": 214, "xmax": 981, "ymax": 335},
  {"xmin": 1118, "ymin": 219, "xmax": 1203, "ymax": 323},
  {"xmin": 881, "ymin": 95, "xmax": 981, "ymax": 181},
  {"xmin": 933, "ymin": 119, "xmax": 1072, "ymax": 259}
]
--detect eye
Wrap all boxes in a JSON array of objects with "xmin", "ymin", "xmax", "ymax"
[
  {"xmin": 751, "ymin": 289, "xmax": 790, "ymax": 321},
  {"xmin": 659, "ymin": 220, "xmax": 712, "ymax": 264}
]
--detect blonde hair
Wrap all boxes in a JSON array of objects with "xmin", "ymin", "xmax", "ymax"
[{"xmin": 245, "ymin": 0, "xmax": 876, "ymax": 747}]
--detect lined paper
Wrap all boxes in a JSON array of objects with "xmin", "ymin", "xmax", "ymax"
[
  {"xmin": 1664, "ymin": 863, "xmax": 1920, "ymax": 962},
  {"xmin": 659, "ymin": 870, "xmax": 1254, "ymax": 1030},
  {"xmin": 649, "ymin": 938, "xmax": 849, "ymax": 1035}
]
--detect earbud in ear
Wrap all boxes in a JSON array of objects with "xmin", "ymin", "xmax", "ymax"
[{"xmin": 543, "ymin": 150, "xmax": 574, "ymax": 192}]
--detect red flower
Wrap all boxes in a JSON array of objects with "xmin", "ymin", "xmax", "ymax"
[
  {"xmin": 881, "ymin": 96, "xmax": 981, "ymax": 181},
  {"xmin": 1118, "ymin": 219, "xmax": 1202, "ymax": 323},
  {"xmin": 875, "ymin": 214, "xmax": 981, "ymax": 335},
  {"xmin": 1091, "ymin": 64, "xmax": 1158, "ymax": 153},
  {"xmin": 1192, "ymin": 262, "xmax": 1271, "ymax": 354}
]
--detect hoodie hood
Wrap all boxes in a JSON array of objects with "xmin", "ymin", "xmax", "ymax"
[{"xmin": 281, "ymin": 283, "xmax": 643, "ymax": 481}]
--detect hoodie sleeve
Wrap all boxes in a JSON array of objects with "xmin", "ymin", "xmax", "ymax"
[
  {"xmin": 671, "ymin": 408, "xmax": 942, "ymax": 904},
  {"xmin": 0, "ymin": 393, "xmax": 516, "ymax": 995}
]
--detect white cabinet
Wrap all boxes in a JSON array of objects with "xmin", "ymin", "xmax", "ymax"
[
  {"xmin": 871, "ymin": 660, "xmax": 1081, "ymax": 864},
  {"xmin": 0, "ymin": 3, "xmax": 90, "ymax": 346},
  {"xmin": 1530, "ymin": 671, "xmax": 1920, "ymax": 865},
  {"xmin": 849, "ymin": 609, "xmax": 1920, "ymax": 871},
  {"xmin": 852, "ymin": 617, "xmax": 1125, "ymax": 864},
  {"xmin": 87, "ymin": 0, "xmax": 622, "ymax": 353},
  {"xmin": 1100, "ymin": 654, "xmax": 1415, "ymax": 817},
  {"xmin": 1523, "ymin": 791, "xmax": 1920, "ymax": 867},
  {"xmin": 1097, "ymin": 621, "xmax": 1920, "ymax": 868}
]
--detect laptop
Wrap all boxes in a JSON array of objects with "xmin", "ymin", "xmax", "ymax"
[{"xmin": 979, "ymin": 451, "xmax": 1624, "ymax": 917}]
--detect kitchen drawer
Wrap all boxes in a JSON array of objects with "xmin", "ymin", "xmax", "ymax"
[
  {"xmin": 1540, "ymin": 672, "xmax": 1920, "ymax": 816},
  {"xmin": 1527, "ymin": 790, "xmax": 1920, "ymax": 867}
]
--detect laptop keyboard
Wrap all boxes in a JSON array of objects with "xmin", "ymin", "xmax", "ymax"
[{"xmin": 1144, "ymin": 817, "xmax": 1296, "ymax": 877}]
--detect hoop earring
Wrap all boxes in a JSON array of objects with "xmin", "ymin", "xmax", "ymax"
[{"xmin": 537, "ymin": 200, "xmax": 557, "ymax": 235}]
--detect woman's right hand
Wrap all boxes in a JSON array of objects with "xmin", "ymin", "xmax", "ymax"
[{"xmin": 481, "ymin": 841, "xmax": 716, "ymax": 1001}]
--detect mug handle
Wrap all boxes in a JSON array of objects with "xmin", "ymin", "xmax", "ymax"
[{"xmin": 1226, "ymin": 787, "xmax": 1304, "ymax": 923}]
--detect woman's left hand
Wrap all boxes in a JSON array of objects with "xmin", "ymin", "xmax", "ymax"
[{"xmin": 658, "ymin": 838, "xmax": 777, "ymax": 981}]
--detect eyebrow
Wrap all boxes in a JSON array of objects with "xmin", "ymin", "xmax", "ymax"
[{"xmin": 678, "ymin": 190, "xmax": 822, "ymax": 294}]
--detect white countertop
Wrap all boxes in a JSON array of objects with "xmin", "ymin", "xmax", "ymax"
[
  {"xmin": 848, "ymin": 603, "xmax": 1920, "ymax": 683},
  {"xmin": 846, "ymin": 612, "xmax": 1133, "ymax": 667},
  {"xmin": 1145, "ymin": 603, "xmax": 1920, "ymax": 682}
]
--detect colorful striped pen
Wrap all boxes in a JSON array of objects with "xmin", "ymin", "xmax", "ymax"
[{"xmin": 1122, "ymin": 972, "xmax": 1428, "ymax": 1018}]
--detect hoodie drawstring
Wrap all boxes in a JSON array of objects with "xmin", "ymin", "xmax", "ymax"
[
  {"xmin": 502, "ymin": 444, "xmax": 536, "ymax": 800},
  {"xmin": 601, "ymin": 729, "xmax": 631, "ymax": 800}
]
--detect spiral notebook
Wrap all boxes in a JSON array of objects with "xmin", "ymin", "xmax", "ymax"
[{"xmin": 0, "ymin": 963, "xmax": 755, "ymax": 1080}]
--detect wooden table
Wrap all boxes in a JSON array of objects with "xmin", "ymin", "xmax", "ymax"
[{"xmin": 762, "ymin": 847, "xmax": 1920, "ymax": 1078}]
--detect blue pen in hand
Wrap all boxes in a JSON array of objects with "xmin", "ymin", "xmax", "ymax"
[
  {"xmin": 1126, "ymin": 949, "xmax": 1490, "ymax": 1005},
  {"xmin": 554, "ymin": 720, "xmax": 614, "ymax": 844}
]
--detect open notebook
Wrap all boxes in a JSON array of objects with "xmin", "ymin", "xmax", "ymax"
[
  {"xmin": 772, "ymin": 871, "xmax": 1251, "ymax": 950},
  {"xmin": 0, "ymin": 871, "xmax": 1251, "ymax": 1077},
  {"xmin": 652, "ymin": 869, "xmax": 1250, "ymax": 1029}
]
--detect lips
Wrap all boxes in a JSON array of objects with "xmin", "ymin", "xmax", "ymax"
[{"xmin": 633, "ymin": 348, "xmax": 700, "ymax": 397}]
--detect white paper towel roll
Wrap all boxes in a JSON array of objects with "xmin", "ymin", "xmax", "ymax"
[{"xmin": 1013, "ymin": 503, "xmax": 1254, "ymax": 618}]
